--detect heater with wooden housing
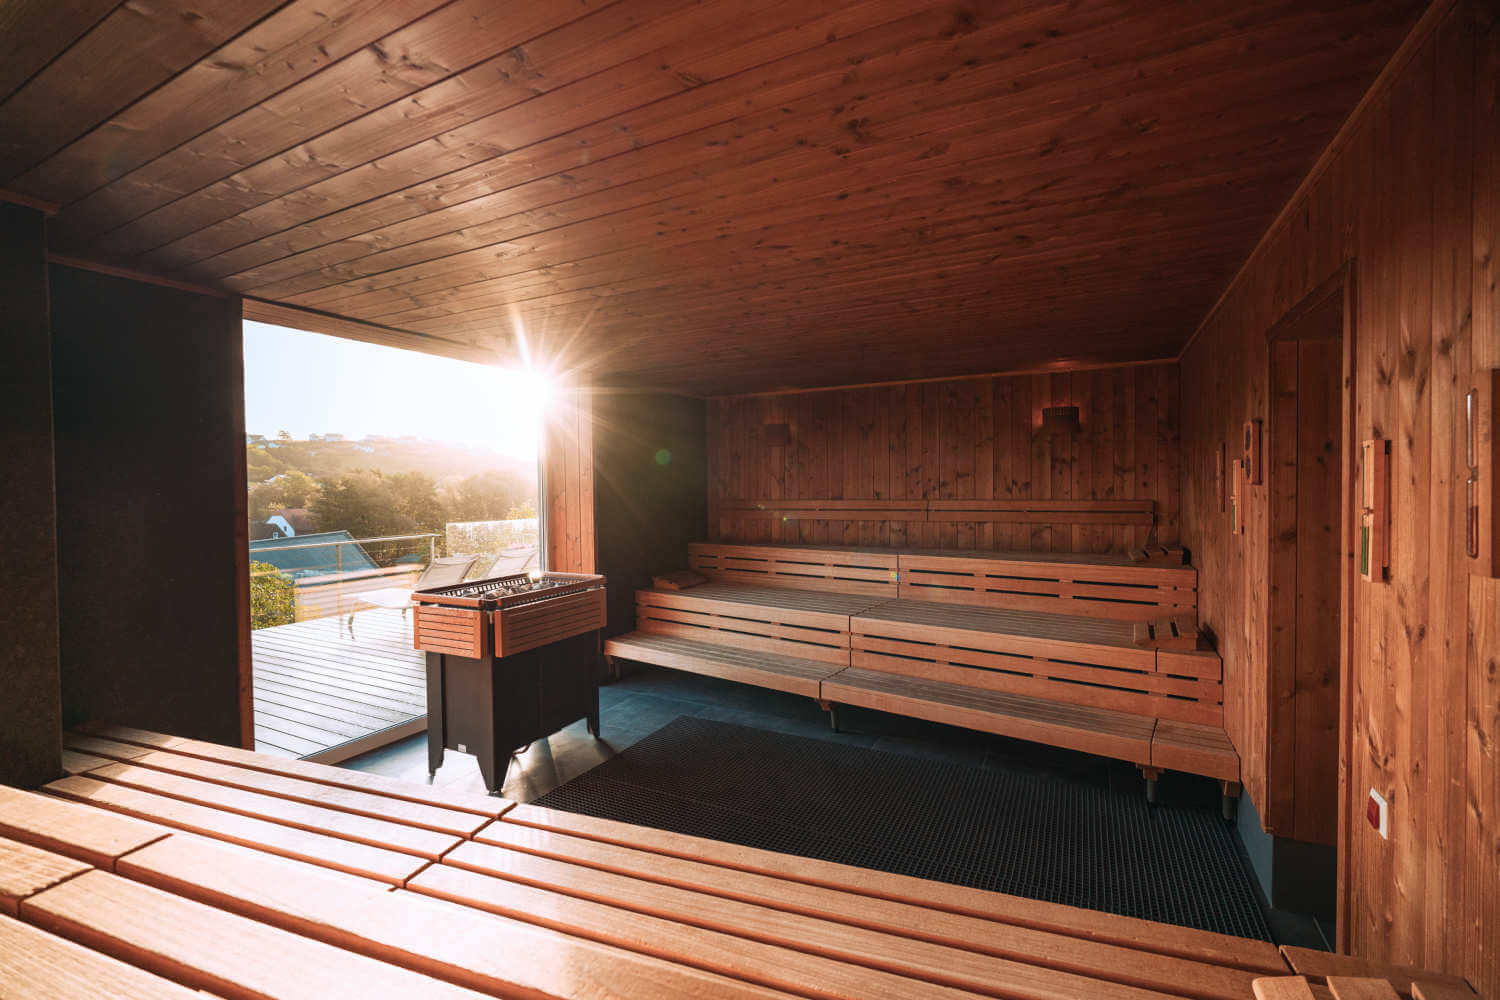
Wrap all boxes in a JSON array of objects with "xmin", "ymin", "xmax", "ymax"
[{"xmin": 414, "ymin": 572, "xmax": 607, "ymax": 792}]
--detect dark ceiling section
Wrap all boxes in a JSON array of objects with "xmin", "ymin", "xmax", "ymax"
[{"xmin": 0, "ymin": 0, "xmax": 1424, "ymax": 394}]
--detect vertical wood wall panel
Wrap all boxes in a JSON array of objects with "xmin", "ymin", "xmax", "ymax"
[
  {"xmin": 1181, "ymin": 1, "xmax": 1495, "ymax": 986},
  {"xmin": 708, "ymin": 363, "xmax": 1180, "ymax": 554},
  {"xmin": 0, "ymin": 202, "xmax": 61, "ymax": 788},
  {"xmin": 50, "ymin": 265, "xmax": 246, "ymax": 748},
  {"xmin": 543, "ymin": 388, "xmax": 595, "ymax": 575}
]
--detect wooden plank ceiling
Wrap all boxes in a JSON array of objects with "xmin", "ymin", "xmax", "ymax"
[{"xmin": 1, "ymin": 0, "xmax": 1423, "ymax": 394}]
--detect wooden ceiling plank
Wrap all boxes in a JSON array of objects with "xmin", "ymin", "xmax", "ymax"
[
  {"xmin": 0, "ymin": 0, "xmax": 122, "ymax": 104},
  {"xmin": 50, "ymin": 0, "xmax": 629, "ymax": 248},
  {"xmin": 254, "ymin": 17, "xmax": 1398, "ymax": 308},
  {"xmin": 177, "ymin": 0, "xmax": 1359, "ymax": 290},
  {"xmin": 0, "ymin": 0, "xmax": 291, "ymax": 183},
  {"xmin": 269, "ymin": 129, "xmax": 1309, "ymax": 320},
  {"xmin": 334, "ymin": 105, "xmax": 1355, "ymax": 326},
  {"xmin": 148, "ymin": 0, "xmax": 978, "ymax": 275},
  {"xmin": 8, "ymin": 0, "xmax": 455, "ymax": 208},
  {"xmin": 171, "ymin": 0, "xmax": 1101, "ymax": 286},
  {"xmin": 203, "ymin": 7, "xmax": 1353, "ymax": 296},
  {"xmin": 71, "ymin": 0, "xmax": 839, "ymax": 261}
]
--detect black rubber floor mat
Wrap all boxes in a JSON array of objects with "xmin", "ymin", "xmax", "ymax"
[{"xmin": 534, "ymin": 714, "xmax": 1273, "ymax": 941}]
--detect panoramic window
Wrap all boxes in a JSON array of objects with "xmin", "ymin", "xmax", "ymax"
[{"xmin": 242, "ymin": 321, "xmax": 546, "ymax": 760}]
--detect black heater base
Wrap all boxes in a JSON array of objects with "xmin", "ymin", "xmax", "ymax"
[{"xmin": 425, "ymin": 629, "xmax": 601, "ymax": 793}]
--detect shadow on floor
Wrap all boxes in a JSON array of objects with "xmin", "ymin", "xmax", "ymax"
[{"xmin": 342, "ymin": 663, "xmax": 1330, "ymax": 949}]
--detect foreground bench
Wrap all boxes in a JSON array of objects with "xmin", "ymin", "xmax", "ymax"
[
  {"xmin": 0, "ymin": 731, "xmax": 1473, "ymax": 1000},
  {"xmin": 609, "ymin": 542, "xmax": 1235, "ymax": 801}
]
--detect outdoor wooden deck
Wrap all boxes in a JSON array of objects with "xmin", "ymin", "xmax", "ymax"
[{"xmin": 251, "ymin": 608, "xmax": 424, "ymax": 762}]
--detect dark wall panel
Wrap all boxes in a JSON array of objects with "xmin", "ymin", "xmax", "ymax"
[
  {"xmin": 593, "ymin": 391, "xmax": 707, "ymax": 639},
  {"xmin": 50, "ymin": 265, "xmax": 246, "ymax": 746},
  {"xmin": 0, "ymin": 202, "xmax": 61, "ymax": 788}
]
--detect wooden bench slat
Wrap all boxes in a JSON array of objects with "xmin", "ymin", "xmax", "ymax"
[
  {"xmin": 1280, "ymin": 947, "xmax": 1478, "ymax": 997},
  {"xmin": 81, "ymin": 725, "xmax": 512, "ymax": 819},
  {"xmin": 406, "ymin": 854, "xmax": 965, "ymax": 1000},
  {"xmin": 62, "ymin": 735, "xmax": 486, "ymax": 837},
  {"xmin": 60, "ymin": 749, "xmax": 115, "ymax": 775},
  {"xmin": 822, "ymin": 668, "xmax": 1157, "ymax": 765},
  {"xmin": 502, "ymin": 802, "xmax": 1288, "ymax": 974},
  {"xmin": 20, "ymin": 869, "xmax": 492, "ymax": 1000},
  {"xmin": 605, "ymin": 632, "xmax": 843, "ymax": 698},
  {"xmin": 0, "ymin": 912, "xmax": 202, "ymax": 999},
  {"xmin": 1253, "ymin": 977, "xmax": 1324, "ymax": 1000},
  {"xmin": 0, "ymin": 836, "xmax": 92, "ymax": 917},
  {"xmin": 1151, "ymin": 720, "xmax": 1242, "ymax": 783},
  {"xmin": 77, "ymin": 762, "xmax": 461, "ymax": 860},
  {"xmin": 117, "ymin": 832, "xmax": 789, "ymax": 1000},
  {"xmin": 471, "ymin": 821, "xmax": 1263, "ymax": 1000},
  {"xmin": 43, "ymin": 776, "xmax": 426, "ymax": 886},
  {"xmin": 429, "ymin": 841, "xmax": 1183, "ymax": 1000},
  {"xmin": 0, "ymin": 786, "xmax": 169, "ymax": 870}
]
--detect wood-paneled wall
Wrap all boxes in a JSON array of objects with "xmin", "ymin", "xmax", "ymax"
[
  {"xmin": 0, "ymin": 202, "xmax": 61, "ymax": 788},
  {"xmin": 708, "ymin": 363, "xmax": 1180, "ymax": 554},
  {"xmin": 593, "ymin": 391, "xmax": 708, "ymax": 639},
  {"xmin": 1180, "ymin": 0, "xmax": 1497, "ymax": 988},
  {"xmin": 51, "ymin": 265, "xmax": 248, "ymax": 749},
  {"xmin": 543, "ymin": 387, "xmax": 595, "ymax": 576}
]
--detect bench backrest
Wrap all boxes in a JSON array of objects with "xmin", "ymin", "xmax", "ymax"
[
  {"xmin": 688, "ymin": 543, "xmax": 1196, "ymax": 621},
  {"xmin": 898, "ymin": 551, "xmax": 1196, "ymax": 622},
  {"xmin": 688, "ymin": 544, "xmax": 898, "ymax": 598}
]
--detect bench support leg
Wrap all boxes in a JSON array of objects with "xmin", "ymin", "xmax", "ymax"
[
  {"xmin": 605, "ymin": 654, "xmax": 619, "ymax": 681},
  {"xmin": 1220, "ymin": 780, "xmax": 1241, "ymax": 822},
  {"xmin": 817, "ymin": 699, "xmax": 838, "ymax": 733},
  {"xmin": 1139, "ymin": 766, "xmax": 1162, "ymax": 805}
]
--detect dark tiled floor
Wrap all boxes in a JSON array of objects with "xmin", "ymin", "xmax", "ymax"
[{"xmin": 341, "ymin": 663, "xmax": 1331, "ymax": 949}]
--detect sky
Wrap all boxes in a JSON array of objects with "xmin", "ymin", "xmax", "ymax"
[{"xmin": 243, "ymin": 321, "xmax": 548, "ymax": 460}]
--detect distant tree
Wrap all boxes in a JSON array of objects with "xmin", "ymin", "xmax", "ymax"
[
  {"xmin": 276, "ymin": 429, "xmax": 292, "ymax": 442},
  {"xmin": 247, "ymin": 469, "xmax": 321, "ymax": 527},
  {"xmin": 505, "ymin": 498, "xmax": 538, "ymax": 520},
  {"xmin": 312, "ymin": 470, "xmax": 415, "ymax": 540},
  {"xmin": 452, "ymin": 468, "xmax": 531, "ymax": 521},
  {"xmin": 388, "ymin": 471, "xmax": 448, "ymax": 535},
  {"xmin": 249, "ymin": 561, "xmax": 296, "ymax": 629}
]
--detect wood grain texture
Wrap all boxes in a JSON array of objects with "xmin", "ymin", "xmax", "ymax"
[
  {"xmin": 709, "ymin": 365, "xmax": 1180, "ymax": 550},
  {"xmin": 0, "ymin": 912, "xmax": 203, "ymax": 1000},
  {"xmin": 0, "ymin": 3, "xmax": 1425, "ymax": 392},
  {"xmin": 468, "ymin": 820, "xmax": 1264, "ymax": 1000},
  {"xmin": 116, "ymin": 833, "xmax": 788, "ymax": 1000},
  {"xmin": 0, "ymin": 786, "xmax": 167, "ymax": 871},
  {"xmin": 1179, "ymin": 3, "xmax": 1494, "ymax": 983},
  {"xmin": 20, "ymin": 870, "xmax": 494, "ymax": 1000},
  {"xmin": 81, "ymin": 724, "xmax": 511, "ymax": 818},
  {"xmin": 42, "ymin": 775, "xmax": 428, "ymax": 886},
  {"xmin": 503, "ymin": 801, "xmax": 1288, "ymax": 973},
  {"xmin": 544, "ymin": 387, "xmax": 596, "ymax": 575},
  {"xmin": 0, "ymin": 836, "xmax": 90, "ymax": 917}
]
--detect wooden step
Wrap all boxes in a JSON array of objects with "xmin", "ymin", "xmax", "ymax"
[
  {"xmin": 821, "ymin": 667, "xmax": 1157, "ymax": 766},
  {"xmin": 604, "ymin": 632, "xmax": 845, "ymax": 698}
]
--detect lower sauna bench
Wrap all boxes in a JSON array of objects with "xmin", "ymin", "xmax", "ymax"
[{"xmin": 0, "ymin": 729, "xmax": 1472, "ymax": 999}]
